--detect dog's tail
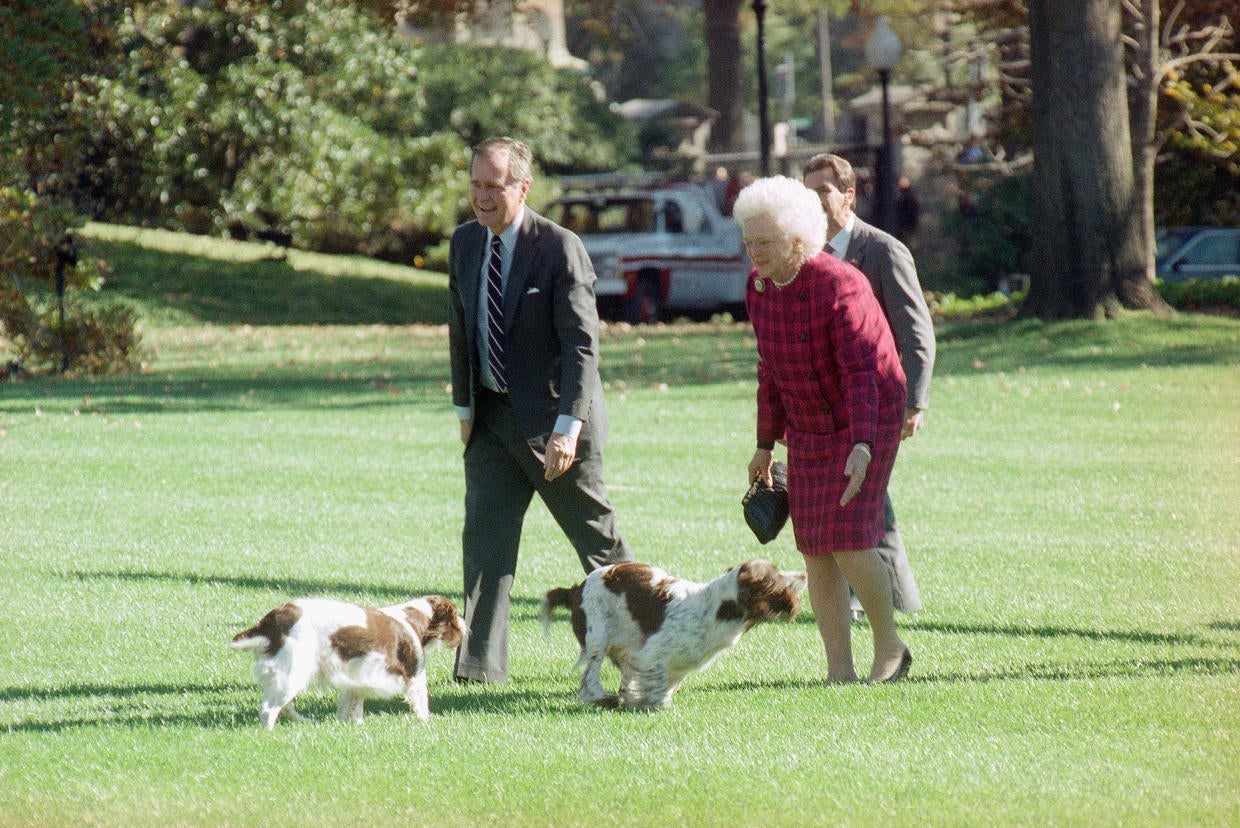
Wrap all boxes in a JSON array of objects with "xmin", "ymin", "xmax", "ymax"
[
  {"xmin": 540, "ymin": 585, "xmax": 578, "ymax": 637},
  {"xmin": 229, "ymin": 626, "xmax": 270, "ymax": 652},
  {"xmin": 229, "ymin": 602, "xmax": 298, "ymax": 654}
]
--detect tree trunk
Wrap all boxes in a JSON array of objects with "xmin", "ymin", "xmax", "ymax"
[
  {"xmin": 704, "ymin": 0, "xmax": 745, "ymax": 153},
  {"xmin": 1022, "ymin": 0, "xmax": 1161, "ymax": 319},
  {"xmin": 1123, "ymin": 0, "xmax": 1171, "ymax": 311}
]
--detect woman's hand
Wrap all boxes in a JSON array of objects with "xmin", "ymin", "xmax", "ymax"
[
  {"xmin": 748, "ymin": 448, "xmax": 774, "ymax": 487},
  {"xmin": 840, "ymin": 443, "xmax": 872, "ymax": 506}
]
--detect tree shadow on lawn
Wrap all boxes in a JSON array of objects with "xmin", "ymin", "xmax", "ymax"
[
  {"xmin": 911, "ymin": 619, "xmax": 1218, "ymax": 648},
  {"xmin": 0, "ymin": 679, "xmax": 590, "ymax": 734},
  {"xmin": 702, "ymin": 651, "xmax": 1240, "ymax": 692},
  {"xmin": 0, "ymin": 371, "xmax": 452, "ymax": 416},
  {"xmin": 0, "ymin": 680, "xmax": 258, "ymax": 734},
  {"xmin": 934, "ymin": 317, "xmax": 1240, "ymax": 375},
  {"xmin": 88, "ymin": 239, "xmax": 450, "ymax": 327},
  {"xmin": 71, "ymin": 568, "xmax": 464, "ymax": 607},
  {"xmin": 8, "ymin": 650, "xmax": 1239, "ymax": 735}
]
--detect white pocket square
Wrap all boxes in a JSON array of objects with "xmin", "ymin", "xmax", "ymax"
[{"xmin": 525, "ymin": 287, "xmax": 540, "ymax": 295}]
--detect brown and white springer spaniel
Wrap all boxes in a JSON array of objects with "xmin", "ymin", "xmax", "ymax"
[
  {"xmin": 230, "ymin": 595, "xmax": 466, "ymax": 729},
  {"xmin": 541, "ymin": 560, "xmax": 806, "ymax": 710}
]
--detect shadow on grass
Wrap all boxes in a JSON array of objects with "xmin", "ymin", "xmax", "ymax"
[
  {"xmin": 934, "ymin": 317, "xmax": 1240, "ymax": 375},
  {"xmin": 0, "ymin": 677, "xmax": 591, "ymax": 733},
  {"xmin": 88, "ymin": 238, "xmax": 449, "ymax": 326},
  {"xmin": 1206, "ymin": 619, "xmax": 1240, "ymax": 633},
  {"xmin": 910, "ymin": 619, "xmax": 1216, "ymax": 647},
  {"xmin": 0, "ymin": 680, "xmax": 256, "ymax": 734},
  {"xmin": 7, "ymin": 651, "xmax": 1238, "ymax": 734},
  {"xmin": 70, "ymin": 568, "xmax": 461, "ymax": 606},
  {"xmin": 0, "ymin": 370, "xmax": 452, "ymax": 415},
  {"xmin": 927, "ymin": 656, "xmax": 1240, "ymax": 685},
  {"xmin": 70, "ymin": 568, "xmax": 557, "ymax": 618}
]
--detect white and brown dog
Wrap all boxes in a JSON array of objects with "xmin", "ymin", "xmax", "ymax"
[
  {"xmin": 541, "ymin": 560, "xmax": 806, "ymax": 710},
  {"xmin": 230, "ymin": 595, "xmax": 466, "ymax": 730}
]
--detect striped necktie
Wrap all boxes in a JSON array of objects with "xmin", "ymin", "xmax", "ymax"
[{"xmin": 485, "ymin": 235, "xmax": 508, "ymax": 392}]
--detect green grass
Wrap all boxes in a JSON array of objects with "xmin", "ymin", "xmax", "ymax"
[{"xmin": 1, "ymin": 225, "xmax": 1238, "ymax": 826}]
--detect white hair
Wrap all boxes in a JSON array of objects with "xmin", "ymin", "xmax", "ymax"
[{"xmin": 732, "ymin": 176, "xmax": 827, "ymax": 253}]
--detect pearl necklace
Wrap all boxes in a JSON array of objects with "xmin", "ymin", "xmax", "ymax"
[
  {"xmin": 770, "ymin": 270, "xmax": 798, "ymax": 289},
  {"xmin": 769, "ymin": 250, "xmax": 807, "ymax": 289}
]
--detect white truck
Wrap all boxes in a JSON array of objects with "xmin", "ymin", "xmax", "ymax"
[{"xmin": 542, "ymin": 175, "xmax": 752, "ymax": 323}]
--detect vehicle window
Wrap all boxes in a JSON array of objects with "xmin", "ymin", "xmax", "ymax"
[
  {"xmin": 548, "ymin": 199, "xmax": 656, "ymax": 235},
  {"xmin": 621, "ymin": 200, "xmax": 654, "ymax": 233},
  {"xmin": 680, "ymin": 200, "xmax": 706, "ymax": 234},
  {"xmin": 1182, "ymin": 233, "xmax": 1240, "ymax": 266},
  {"xmin": 554, "ymin": 203, "xmax": 595, "ymax": 235},
  {"xmin": 1155, "ymin": 229, "xmax": 1194, "ymax": 263},
  {"xmin": 664, "ymin": 202, "xmax": 684, "ymax": 233}
]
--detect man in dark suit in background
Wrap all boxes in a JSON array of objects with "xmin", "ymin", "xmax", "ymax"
[
  {"xmin": 448, "ymin": 136, "xmax": 632, "ymax": 683},
  {"xmin": 803, "ymin": 153, "xmax": 936, "ymax": 618}
]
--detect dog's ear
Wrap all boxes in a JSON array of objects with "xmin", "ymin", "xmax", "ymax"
[
  {"xmin": 781, "ymin": 570, "xmax": 808, "ymax": 594},
  {"xmin": 736, "ymin": 561, "xmax": 802, "ymax": 622}
]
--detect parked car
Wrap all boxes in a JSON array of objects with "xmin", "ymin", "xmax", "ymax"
[
  {"xmin": 1155, "ymin": 227, "xmax": 1240, "ymax": 282},
  {"xmin": 543, "ymin": 174, "xmax": 751, "ymax": 323}
]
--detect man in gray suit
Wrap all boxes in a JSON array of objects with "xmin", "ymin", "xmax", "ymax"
[
  {"xmin": 803, "ymin": 153, "xmax": 936, "ymax": 616},
  {"xmin": 448, "ymin": 137, "xmax": 632, "ymax": 683}
]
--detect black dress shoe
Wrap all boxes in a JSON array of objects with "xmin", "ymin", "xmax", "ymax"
[{"xmin": 869, "ymin": 648, "xmax": 913, "ymax": 684}]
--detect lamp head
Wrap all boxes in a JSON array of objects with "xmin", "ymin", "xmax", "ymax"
[{"xmin": 865, "ymin": 16, "xmax": 902, "ymax": 72}]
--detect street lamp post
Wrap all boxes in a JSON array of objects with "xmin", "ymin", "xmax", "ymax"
[
  {"xmin": 753, "ymin": 0, "xmax": 772, "ymax": 176},
  {"xmin": 865, "ymin": 16, "xmax": 902, "ymax": 235}
]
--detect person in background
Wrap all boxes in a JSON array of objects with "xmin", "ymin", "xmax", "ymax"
[
  {"xmin": 723, "ymin": 169, "xmax": 755, "ymax": 217},
  {"xmin": 735, "ymin": 175, "xmax": 912, "ymax": 685},
  {"xmin": 957, "ymin": 135, "xmax": 987, "ymax": 165},
  {"xmin": 894, "ymin": 174, "xmax": 921, "ymax": 245},
  {"xmin": 707, "ymin": 165, "xmax": 730, "ymax": 213},
  {"xmin": 802, "ymin": 153, "xmax": 936, "ymax": 621},
  {"xmin": 447, "ymin": 136, "xmax": 632, "ymax": 683}
]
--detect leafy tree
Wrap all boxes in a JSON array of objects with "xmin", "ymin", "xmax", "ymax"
[
  {"xmin": 1135, "ymin": 1, "xmax": 1240, "ymax": 229},
  {"xmin": 956, "ymin": 0, "xmax": 1238, "ymax": 317},
  {"xmin": 942, "ymin": 172, "xmax": 1032, "ymax": 295},
  {"xmin": 60, "ymin": 0, "xmax": 631, "ymax": 260},
  {"xmin": 417, "ymin": 43, "xmax": 635, "ymax": 173},
  {"xmin": 1, "ymin": 0, "xmax": 141, "ymax": 376},
  {"xmin": 565, "ymin": 1, "xmax": 704, "ymax": 105}
]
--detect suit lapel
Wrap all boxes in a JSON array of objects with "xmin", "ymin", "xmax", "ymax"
[
  {"xmin": 845, "ymin": 223, "xmax": 868, "ymax": 271},
  {"xmin": 461, "ymin": 225, "xmax": 488, "ymax": 348},
  {"xmin": 503, "ymin": 211, "xmax": 540, "ymax": 332}
]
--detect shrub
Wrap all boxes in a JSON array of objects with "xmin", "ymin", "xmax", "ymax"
[
  {"xmin": 940, "ymin": 171, "xmax": 1032, "ymax": 296},
  {"xmin": 60, "ymin": 0, "xmax": 635, "ymax": 262},
  {"xmin": 0, "ymin": 168, "xmax": 141, "ymax": 376},
  {"xmin": 1156, "ymin": 276, "xmax": 1240, "ymax": 313}
]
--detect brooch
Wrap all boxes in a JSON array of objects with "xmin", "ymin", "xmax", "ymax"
[{"xmin": 753, "ymin": 277, "xmax": 765, "ymax": 293}]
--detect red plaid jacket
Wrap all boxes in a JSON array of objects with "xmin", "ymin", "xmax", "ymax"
[{"xmin": 747, "ymin": 251, "xmax": 905, "ymax": 449}]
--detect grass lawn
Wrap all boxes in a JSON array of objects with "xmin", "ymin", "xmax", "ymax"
[{"xmin": 1, "ymin": 225, "xmax": 1237, "ymax": 826}]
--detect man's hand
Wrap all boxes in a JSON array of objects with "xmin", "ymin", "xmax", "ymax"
[
  {"xmin": 901, "ymin": 407, "xmax": 924, "ymax": 440},
  {"xmin": 544, "ymin": 432, "xmax": 578, "ymax": 481},
  {"xmin": 459, "ymin": 418, "xmax": 472, "ymax": 445}
]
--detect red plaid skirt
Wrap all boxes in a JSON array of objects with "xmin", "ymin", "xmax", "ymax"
[{"xmin": 786, "ymin": 414, "xmax": 901, "ymax": 554}]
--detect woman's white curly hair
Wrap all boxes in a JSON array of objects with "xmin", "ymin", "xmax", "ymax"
[{"xmin": 732, "ymin": 175, "xmax": 828, "ymax": 255}]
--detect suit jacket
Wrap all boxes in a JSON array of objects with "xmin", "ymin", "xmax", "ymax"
[
  {"xmin": 842, "ymin": 218, "xmax": 936, "ymax": 411},
  {"xmin": 448, "ymin": 208, "xmax": 607, "ymax": 447}
]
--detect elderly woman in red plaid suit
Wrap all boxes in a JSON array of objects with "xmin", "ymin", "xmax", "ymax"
[{"xmin": 734, "ymin": 176, "xmax": 912, "ymax": 685}]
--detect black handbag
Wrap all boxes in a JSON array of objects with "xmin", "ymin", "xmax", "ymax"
[{"xmin": 742, "ymin": 461, "xmax": 789, "ymax": 544}]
